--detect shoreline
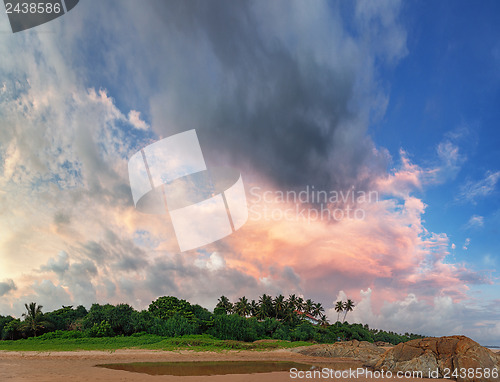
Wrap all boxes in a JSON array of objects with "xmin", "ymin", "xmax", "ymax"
[{"xmin": 0, "ymin": 348, "xmax": 452, "ymax": 381}]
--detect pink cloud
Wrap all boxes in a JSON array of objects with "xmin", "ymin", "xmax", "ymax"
[{"xmin": 213, "ymin": 152, "xmax": 486, "ymax": 309}]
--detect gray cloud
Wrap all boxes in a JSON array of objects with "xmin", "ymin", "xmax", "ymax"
[
  {"xmin": 53, "ymin": 0, "xmax": 406, "ymax": 194},
  {"xmin": 0, "ymin": 279, "xmax": 17, "ymax": 296},
  {"xmin": 37, "ymin": 253, "xmax": 99, "ymax": 308},
  {"xmin": 53, "ymin": 212, "xmax": 71, "ymax": 226},
  {"xmin": 40, "ymin": 251, "xmax": 70, "ymax": 277}
]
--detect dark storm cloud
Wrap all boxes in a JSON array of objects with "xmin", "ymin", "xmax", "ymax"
[
  {"xmin": 147, "ymin": 0, "xmax": 379, "ymax": 190},
  {"xmin": 59, "ymin": 0, "xmax": 400, "ymax": 192}
]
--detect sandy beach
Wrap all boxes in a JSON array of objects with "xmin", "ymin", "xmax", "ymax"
[{"xmin": 0, "ymin": 348, "xmax": 458, "ymax": 382}]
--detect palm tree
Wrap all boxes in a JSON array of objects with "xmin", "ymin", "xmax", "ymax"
[
  {"xmin": 250, "ymin": 300, "xmax": 259, "ymax": 317},
  {"xmin": 215, "ymin": 295, "xmax": 233, "ymax": 314},
  {"xmin": 312, "ymin": 302, "xmax": 324, "ymax": 318},
  {"xmin": 287, "ymin": 294, "xmax": 298, "ymax": 311},
  {"xmin": 273, "ymin": 295, "xmax": 286, "ymax": 319},
  {"xmin": 304, "ymin": 299, "xmax": 314, "ymax": 315},
  {"xmin": 319, "ymin": 315, "xmax": 329, "ymax": 327},
  {"xmin": 234, "ymin": 296, "xmax": 251, "ymax": 317},
  {"xmin": 296, "ymin": 297, "xmax": 305, "ymax": 312},
  {"xmin": 335, "ymin": 301, "xmax": 344, "ymax": 322},
  {"xmin": 258, "ymin": 294, "xmax": 274, "ymax": 319},
  {"xmin": 283, "ymin": 301, "xmax": 298, "ymax": 324},
  {"xmin": 22, "ymin": 302, "xmax": 48, "ymax": 337},
  {"xmin": 343, "ymin": 299, "xmax": 355, "ymax": 322}
]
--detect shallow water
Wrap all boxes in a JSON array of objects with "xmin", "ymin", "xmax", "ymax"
[{"xmin": 96, "ymin": 361, "xmax": 324, "ymax": 376}]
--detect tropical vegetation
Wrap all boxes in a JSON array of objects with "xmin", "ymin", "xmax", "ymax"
[{"xmin": 0, "ymin": 295, "xmax": 424, "ymax": 349}]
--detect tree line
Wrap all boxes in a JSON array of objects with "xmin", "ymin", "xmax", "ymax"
[
  {"xmin": 214, "ymin": 294, "xmax": 328, "ymax": 324},
  {"xmin": 0, "ymin": 295, "xmax": 424, "ymax": 345}
]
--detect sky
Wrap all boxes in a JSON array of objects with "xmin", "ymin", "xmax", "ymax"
[{"xmin": 0, "ymin": 0, "xmax": 499, "ymax": 345}]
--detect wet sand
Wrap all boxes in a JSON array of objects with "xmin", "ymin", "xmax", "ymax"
[{"xmin": 0, "ymin": 348, "xmax": 451, "ymax": 381}]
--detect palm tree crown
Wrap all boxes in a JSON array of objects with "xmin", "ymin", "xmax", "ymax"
[
  {"xmin": 215, "ymin": 295, "xmax": 233, "ymax": 314},
  {"xmin": 234, "ymin": 296, "xmax": 251, "ymax": 317},
  {"xmin": 343, "ymin": 299, "xmax": 355, "ymax": 322},
  {"xmin": 335, "ymin": 301, "xmax": 344, "ymax": 322},
  {"xmin": 22, "ymin": 302, "xmax": 47, "ymax": 337}
]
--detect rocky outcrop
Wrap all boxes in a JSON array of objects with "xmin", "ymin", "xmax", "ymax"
[
  {"xmin": 374, "ymin": 335, "xmax": 500, "ymax": 382},
  {"xmin": 292, "ymin": 340, "xmax": 385, "ymax": 367},
  {"xmin": 374, "ymin": 341, "xmax": 393, "ymax": 347}
]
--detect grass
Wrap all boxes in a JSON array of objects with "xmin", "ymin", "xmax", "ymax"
[{"xmin": 0, "ymin": 333, "xmax": 314, "ymax": 352}]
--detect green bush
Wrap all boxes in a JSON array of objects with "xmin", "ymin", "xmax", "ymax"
[
  {"xmin": 86, "ymin": 320, "xmax": 115, "ymax": 338},
  {"xmin": 291, "ymin": 322, "xmax": 315, "ymax": 341},
  {"xmin": 1, "ymin": 319, "xmax": 23, "ymax": 340},
  {"xmin": 44, "ymin": 306, "xmax": 87, "ymax": 332},
  {"xmin": 208, "ymin": 314, "xmax": 258, "ymax": 342},
  {"xmin": 108, "ymin": 304, "xmax": 136, "ymax": 335},
  {"xmin": 272, "ymin": 327, "xmax": 290, "ymax": 341},
  {"xmin": 261, "ymin": 317, "xmax": 281, "ymax": 337},
  {"xmin": 190, "ymin": 304, "xmax": 213, "ymax": 321},
  {"xmin": 83, "ymin": 304, "xmax": 115, "ymax": 330},
  {"xmin": 163, "ymin": 314, "xmax": 199, "ymax": 337},
  {"xmin": 0, "ymin": 316, "xmax": 16, "ymax": 340},
  {"xmin": 149, "ymin": 296, "xmax": 196, "ymax": 322}
]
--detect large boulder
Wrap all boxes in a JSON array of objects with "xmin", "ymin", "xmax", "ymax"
[
  {"xmin": 292, "ymin": 340, "xmax": 385, "ymax": 366},
  {"xmin": 375, "ymin": 335, "xmax": 500, "ymax": 382}
]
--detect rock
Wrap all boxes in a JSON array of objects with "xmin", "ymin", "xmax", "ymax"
[
  {"xmin": 374, "ymin": 341, "xmax": 393, "ymax": 347},
  {"xmin": 375, "ymin": 335, "xmax": 500, "ymax": 382},
  {"xmin": 292, "ymin": 340, "xmax": 385, "ymax": 367}
]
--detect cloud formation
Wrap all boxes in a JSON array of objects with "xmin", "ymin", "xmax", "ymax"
[
  {"xmin": 0, "ymin": 280, "xmax": 17, "ymax": 297},
  {"xmin": 466, "ymin": 215, "xmax": 484, "ymax": 229},
  {"xmin": 49, "ymin": 0, "xmax": 410, "ymax": 195},
  {"xmin": 332, "ymin": 288, "xmax": 500, "ymax": 344},
  {"xmin": 457, "ymin": 171, "xmax": 500, "ymax": 204},
  {"xmin": 0, "ymin": 0, "xmax": 496, "ymax": 345}
]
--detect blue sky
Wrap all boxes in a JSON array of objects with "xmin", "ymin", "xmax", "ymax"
[
  {"xmin": 390, "ymin": 2, "xmax": 500, "ymax": 308},
  {"xmin": 376, "ymin": 0, "xmax": 500, "ymax": 289},
  {"xmin": 0, "ymin": 0, "xmax": 499, "ymax": 345}
]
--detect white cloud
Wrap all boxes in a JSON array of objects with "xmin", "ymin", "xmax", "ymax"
[
  {"xmin": 465, "ymin": 215, "xmax": 484, "ymax": 229},
  {"xmin": 463, "ymin": 238, "xmax": 471, "ymax": 250},
  {"xmin": 128, "ymin": 110, "xmax": 149, "ymax": 130},
  {"xmin": 354, "ymin": 0, "xmax": 408, "ymax": 64},
  {"xmin": 329, "ymin": 288, "xmax": 500, "ymax": 345},
  {"xmin": 377, "ymin": 138, "xmax": 466, "ymax": 199},
  {"xmin": 433, "ymin": 140, "xmax": 465, "ymax": 181},
  {"xmin": 194, "ymin": 252, "xmax": 226, "ymax": 271},
  {"xmin": 457, "ymin": 171, "xmax": 500, "ymax": 203}
]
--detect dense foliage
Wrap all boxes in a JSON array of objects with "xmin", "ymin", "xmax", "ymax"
[{"xmin": 0, "ymin": 295, "xmax": 424, "ymax": 345}]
